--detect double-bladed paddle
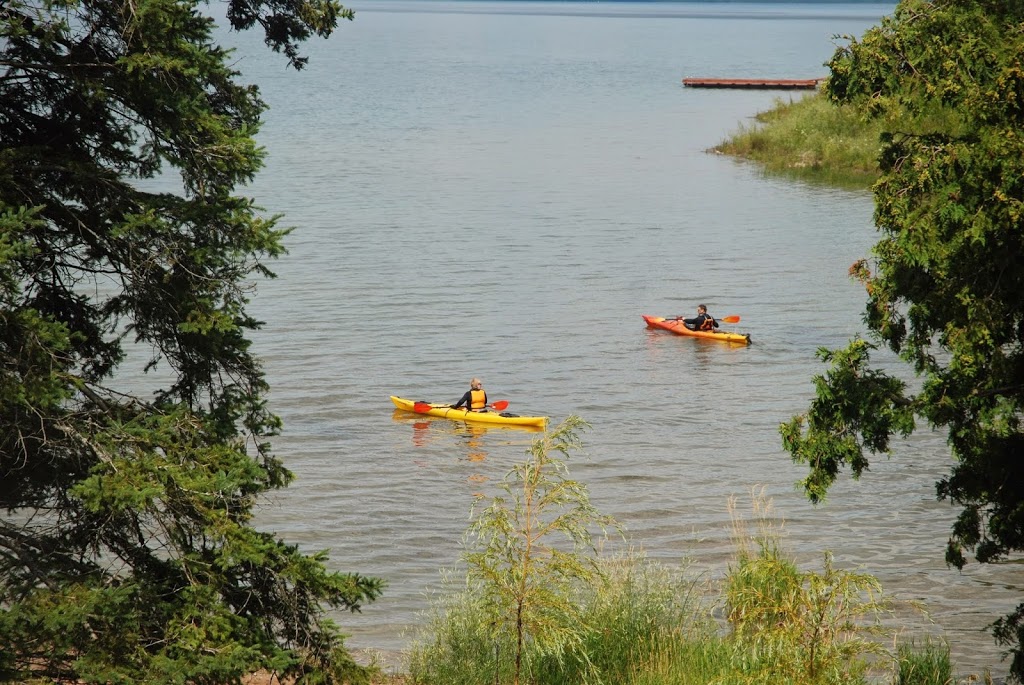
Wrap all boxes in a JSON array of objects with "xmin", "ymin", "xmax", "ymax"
[
  {"xmin": 414, "ymin": 400, "xmax": 509, "ymax": 413},
  {"xmin": 670, "ymin": 315, "xmax": 740, "ymax": 324}
]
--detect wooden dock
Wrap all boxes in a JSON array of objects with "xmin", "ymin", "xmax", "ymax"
[{"xmin": 682, "ymin": 78, "xmax": 822, "ymax": 90}]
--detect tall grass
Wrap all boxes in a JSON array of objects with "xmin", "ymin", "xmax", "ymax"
[
  {"xmin": 547, "ymin": 552, "xmax": 714, "ymax": 684},
  {"xmin": 407, "ymin": 550, "xmax": 718, "ymax": 685},
  {"xmin": 713, "ymin": 92, "xmax": 884, "ymax": 189},
  {"xmin": 406, "ymin": 573, "xmax": 510, "ymax": 685},
  {"xmin": 407, "ymin": 471, "xmax": 957, "ymax": 685},
  {"xmin": 720, "ymin": 492, "xmax": 893, "ymax": 685},
  {"xmin": 895, "ymin": 639, "xmax": 954, "ymax": 685},
  {"xmin": 407, "ymin": 547, "xmax": 956, "ymax": 685}
]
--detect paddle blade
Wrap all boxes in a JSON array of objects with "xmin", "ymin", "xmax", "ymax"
[
  {"xmin": 491, "ymin": 400, "xmax": 509, "ymax": 411},
  {"xmin": 720, "ymin": 315, "xmax": 740, "ymax": 324},
  {"xmin": 413, "ymin": 402, "xmax": 433, "ymax": 413}
]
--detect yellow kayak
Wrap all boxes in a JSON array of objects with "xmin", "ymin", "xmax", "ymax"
[{"xmin": 390, "ymin": 396, "xmax": 548, "ymax": 429}]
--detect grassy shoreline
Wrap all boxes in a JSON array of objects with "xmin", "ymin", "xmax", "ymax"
[{"xmin": 712, "ymin": 91, "xmax": 883, "ymax": 190}]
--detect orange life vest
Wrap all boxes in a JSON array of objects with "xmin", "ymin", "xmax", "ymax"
[{"xmin": 470, "ymin": 389, "xmax": 487, "ymax": 410}]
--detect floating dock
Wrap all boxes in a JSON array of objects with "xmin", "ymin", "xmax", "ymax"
[{"xmin": 682, "ymin": 78, "xmax": 822, "ymax": 90}]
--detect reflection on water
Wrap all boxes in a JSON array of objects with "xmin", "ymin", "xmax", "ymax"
[
  {"xmin": 390, "ymin": 408, "xmax": 545, "ymax": 488},
  {"xmin": 392, "ymin": 409, "xmax": 545, "ymax": 443}
]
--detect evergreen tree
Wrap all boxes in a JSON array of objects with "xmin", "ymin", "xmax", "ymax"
[
  {"xmin": 780, "ymin": 0, "xmax": 1024, "ymax": 678},
  {"xmin": 0, "ymin": 0, "xmax": 382, "ymax": 682}
]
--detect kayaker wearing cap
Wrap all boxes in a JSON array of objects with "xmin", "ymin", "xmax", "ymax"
[
  {"xmin": 682, "ymin": 304, "xmax": 719, "ymax": 332},
  {"xmin": 452, "ymin": 377, "xmax": 488, "ymax": 411}
]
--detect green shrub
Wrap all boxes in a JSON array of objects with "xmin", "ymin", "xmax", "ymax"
[
  {"xmin": 714, "ymin": 93, "xmax": 884, "ymax": 188},
  {"xmin": 408, "ymin": 417, "xmax": 718, "ymax": 685},
  {"xmin": 896, "ymin": 639, "xmax": 953, "ymax": 685},
  {"xmin": 718, "ymin": 491, "xmax": 893, "ymax": 685},
  {"xmin": 408, "ymin": 550, "xmax": 717, "ymax": 685},
  {"xmin": 409, "ymin": 474, "xmax": 957, "ymax": 685},
  {"xmin": 541, "ymin": 551, "xmax": 714, "ymax": 684}
]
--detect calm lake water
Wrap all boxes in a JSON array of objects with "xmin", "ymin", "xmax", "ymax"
[{"xmin": 203, "ymin": 1, "xmax": 1018, "ymax": 676}]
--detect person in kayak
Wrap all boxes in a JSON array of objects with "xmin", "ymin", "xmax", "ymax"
[
  {"xmin": 452, "ymin": 377, "xmax": 489, "ymax": 411},
  {"xmin": 681, "ymin": 304, "xmax": 719, "ymax": 331}
]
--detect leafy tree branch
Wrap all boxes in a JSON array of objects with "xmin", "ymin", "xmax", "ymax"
[{"xmin": 781, "ymin": 0, "xmax": 1024, "ymax": 678}]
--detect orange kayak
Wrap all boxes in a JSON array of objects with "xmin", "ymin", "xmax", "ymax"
[{"xmin": 642, "ymin": 315, "xmax": 751, "ymax": 345}]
